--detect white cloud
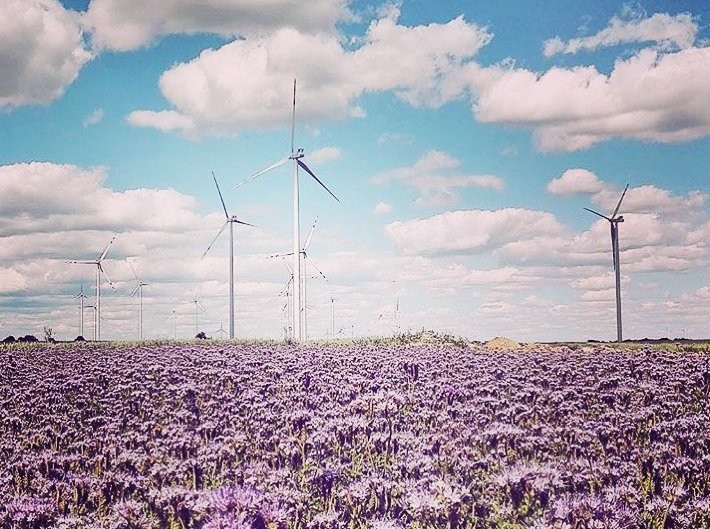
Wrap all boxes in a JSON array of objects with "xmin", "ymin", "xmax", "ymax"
[
  {"xmin": 373, "ymin": 150, "xmax": 504, "ymax": 207},
  {"xmin": 0, "ymin": 162, "xmax": 205, "ymax": 235},
  {"xmin": 385, "ymin": 208, "xmax": 563, "ymax": 255},
  {"xmin": 127, "ymin": 9, "xmax": 491, "ymax": 135},
  {"xmin": 548, "ymin": 170, "xmax": 707, "ymax": 218},
  {"xmin": 0, "ymin": 0, "xmax": 92, "ymax": 109},
  {"xmin": 547, "ymin": 168, "xmax": 604, "ymax": 195},
  {"xmin": 592, "ymin": 184, "xmax": 706, "ymax": 216},
  {"xmin": 377, "ymin": 132, "xmax": 414, "ymax": 146},
  {"xmin": 308, "ymin": 146, "xmax": 341, "ymax": 165},
  {"xmin": 543, "ymin": 12, "xmax": 697, "ymax": 57},
  {"xmin": 125, "ymin": 110, "xmax": 195, "ymax": 133},
  {"xmin": 82, "ymin": 108, "xmax": 104, "ymax": 127},
  {"xmin": 84, "ymin": 0, "xmax": 352, "ymax": 51},
  {"xmin": 465, "ymin": 45, "xmax": 710, "ymax": 151},
  {"xmin": 0, "ymin": 268, "xmax": 26, "ymax": 293},
  {"xmin": 374, "ymin": 202, "xmax": 392, "ymax": 215},
  {"xmin": 570, "ymin": 272, "xmax": 629, "ymax": 291}
]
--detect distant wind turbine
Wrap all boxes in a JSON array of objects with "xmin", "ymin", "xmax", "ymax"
[
  {"xmin": 215, "ymin": 322, "xmax": 227, "ymax": 340},
  {"xmin": 73, "ymin": 285, "xmax": 89, "ymax": 337},
  {"xmin": 202, "ymin": 172, "xmax": 255, "ymax": 340},
  {"xmin": 188, "ymin": 290, "xmax": 207, "ymax": 337},
  {"xmin": 166, "ymin": 310, "xmax": 178, "ymax": 340},
  {"xmin": 269, "ymin": 217, "xmax": 327, "ymax": 341},
  {"xmin": 128, "ymin": 260, "xmax": 148, "ymax": 341},
  {"xmin": 278, "ymin": 262, "xmax": 295, "ymax": 340},
  {"xmin": 584, "ymin": 183, "xmax": 629, "ymax": 342},
  {"xmin": 67, "ymin": 236, "xmax": 116, "ymax": 341},
  {"xmin": 235, "ymin": 79, "xmax": 339, "ymax": 341}
]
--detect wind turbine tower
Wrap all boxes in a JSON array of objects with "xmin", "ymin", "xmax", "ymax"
[
  {"xmin": 584, "ymin": 183, "xmax": 629, "ymax": 342},
  {"xmin": 235, "ymin": 79, "xmax": 339, "ymax": 341},
  {"xmin": 73, "ymin": 285, "xmax": 89, "ymax": 337},
  {"xmin": 128, "ymin": 260, "xmax": 148, "ymax": 340}
]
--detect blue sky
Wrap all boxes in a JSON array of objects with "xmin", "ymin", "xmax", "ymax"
[{"xmin": 0, "ymin": 1, "xmax": 708, "ymax": 341}]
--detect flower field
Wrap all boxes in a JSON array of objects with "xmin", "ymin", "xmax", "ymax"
[{"xmin": 1, "ymin": 343, "xmax": 708, "ymax": 528}]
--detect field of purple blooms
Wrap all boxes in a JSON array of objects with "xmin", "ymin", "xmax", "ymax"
[{"xmin": 1, "ymin": 343, "xmax": 708, "ymax": 529}]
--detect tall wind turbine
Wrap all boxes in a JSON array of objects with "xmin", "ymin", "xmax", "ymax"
[
  {"xmin": 235, "ymin": 79, "xmax": 339, "ymax": 341},
  {"xmin": 67, "ymin": 236, "xmax": 116, "ymax": 341},
  {"xmin": 584, "ymin": 183, "xmax": 629, "ymax": 342},
  {"xmin": 202, "ymin": 171, "xmax": 255, "ymax": 339},
  {"xmin": 128, "ymin": 260, "xmax": 148, "ymax": 341},
  {"xmin": 73, "ymin": 285, "xmax": 89, "ymax": 337}
]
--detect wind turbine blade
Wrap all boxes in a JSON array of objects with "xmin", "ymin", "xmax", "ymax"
[
  {"xmin": 291, "ymin": 78, "xmax": 296, "ymax": 154},
  {"xmin": 233, "ymin": 219, "xmax": 260, "ymax": 228},
  {"xmin": 306, "ymin": 256, "xmax": 327, "ymax": 281},
  {"xmin": 297, "ymin": 160, "xmax": 339, "ymax": 202},
  {"xmin": 129, "ymin": 259, "xmax": 139, "ymax": 282},
  {"xmin": 212, "ymin": 171, "xmax": 230, "ymax": 219},
  {"xmin": 198, "ymin": 302, "xmax": 207, "ymax": 314},
  {"xmin": 129, "ymin": 285, "xmax": 140, "ymax": 299},
  {"xmin": 285, "ymin": 261, "xmax": 293, "ymax": 275},
  {"xmin": 267, "ymin": 252, "xmax": 294, "ymax": 259},
  {"xmin": 583, "ymin": 207, "xmax": 611, "ymax": 221},
  {"xmin": 100, "ymin": 266, "xmax": 116, "ymax": 291},
  {"xmin": 99, "ymin": 235, "xmax": 116, "ymax": 261},
  {"xmin": 66, "ymin": 260, "xmax": 97, "ymax": 264},
  {"xmin": 611, "ymin": 183, "xmax": 630, "ymax": 219},
  {"xmin": 234, "ymin": 158, "xmax": 289, "ymax": 189},
  {"xmin": 201, "ymin": 221, "xmax": 229, "ymax": 260},
  {"xmin": 303, "ymin": 217, "xmax": 318, "ymax": 251}
]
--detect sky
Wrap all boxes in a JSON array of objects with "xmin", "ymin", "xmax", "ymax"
[{"xmin": 0, "ymin": 0, "xmax": 708, "ymax": 342}]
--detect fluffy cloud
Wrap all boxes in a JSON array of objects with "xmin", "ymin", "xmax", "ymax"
[
  {"xmin": 543, "ymin": 12, "xmax": 697, "ymax": 57},
  {"xmin": 547, "ymin": 168, "xmax": 604, "ymax": 195},
  {"xmin": 0, "ymin": 0, "xmax": 92, "ymax": 109},
  {"xmin": 465, "ymin": 45, "xmax": 710, "ymax": 151},
  {"xmin": 547, "ymin": 169, "xmax": 707, "ymax": 218},
  {"xmin": 308, "ymin": 146, "xmax": 341, "ymax": 165},
  {"xmin": 127, "ymin": 9, "xmax": 491, "ymax": 135},
  {"xmin": 385, "ymin": 208, "xmax": 563, "ymax": 255},
  {"xmin": 0, "ymin": 162, "xmax": 204, "ymax": 236},
  {"xmin": 373, "ymin": 150, "xmax": 504, "ymax": 207},
  {"xmin": 84, "ymin": 0, "xmax": 351, "ymax": 51},
  {"xmin": 592, "ymin": 185, "xmax": 706, "ymax": 216}
]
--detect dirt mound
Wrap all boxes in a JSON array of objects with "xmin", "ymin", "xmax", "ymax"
[{"xmin": 484, "ymin": 336, "xmax": 521, "ymax": 350}]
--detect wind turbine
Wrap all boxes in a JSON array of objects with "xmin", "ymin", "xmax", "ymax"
[
  {"xmin": 166, "ymin": 310, "xmax": 178, "ymax": 340},
  {"xmin": 235, "ymin": 79, "xmax": 339, "ymax": 341},
  {"xmin": 268, "ymin": 217, "xmax": 327, "ymax": 341},
  {"xmin": 73, "ymin": 285, "xmax": 89, "ymax": 337},
  {"xmin": 202, "ymin": 171, "xmax": 255, "ymax": 340},
  {"xmin": 215, "ymin": 322, "xmax": 228, "ymax": 340},
  {"xmin": 584, "ymin": 183, "xmax": 629, "ymax": 342},
  {"xmin": 278, "ymin": 262, "xmax": 295, "ymax": 340},
  {"xmin": 128, "ymin": 260, "xmax": 148, "ymax": 341},
  {"xmin": 67, "ymin": 236, "xmax": 116, "ymax": 341},
  {"xmin": 188, "ymin": 290, "xmax": 207, "ymax": 337}
]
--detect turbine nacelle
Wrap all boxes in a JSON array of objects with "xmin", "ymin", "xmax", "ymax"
[{"xmin": 290, "ymin": 148, "xmax": 305, "ymax": 160}]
